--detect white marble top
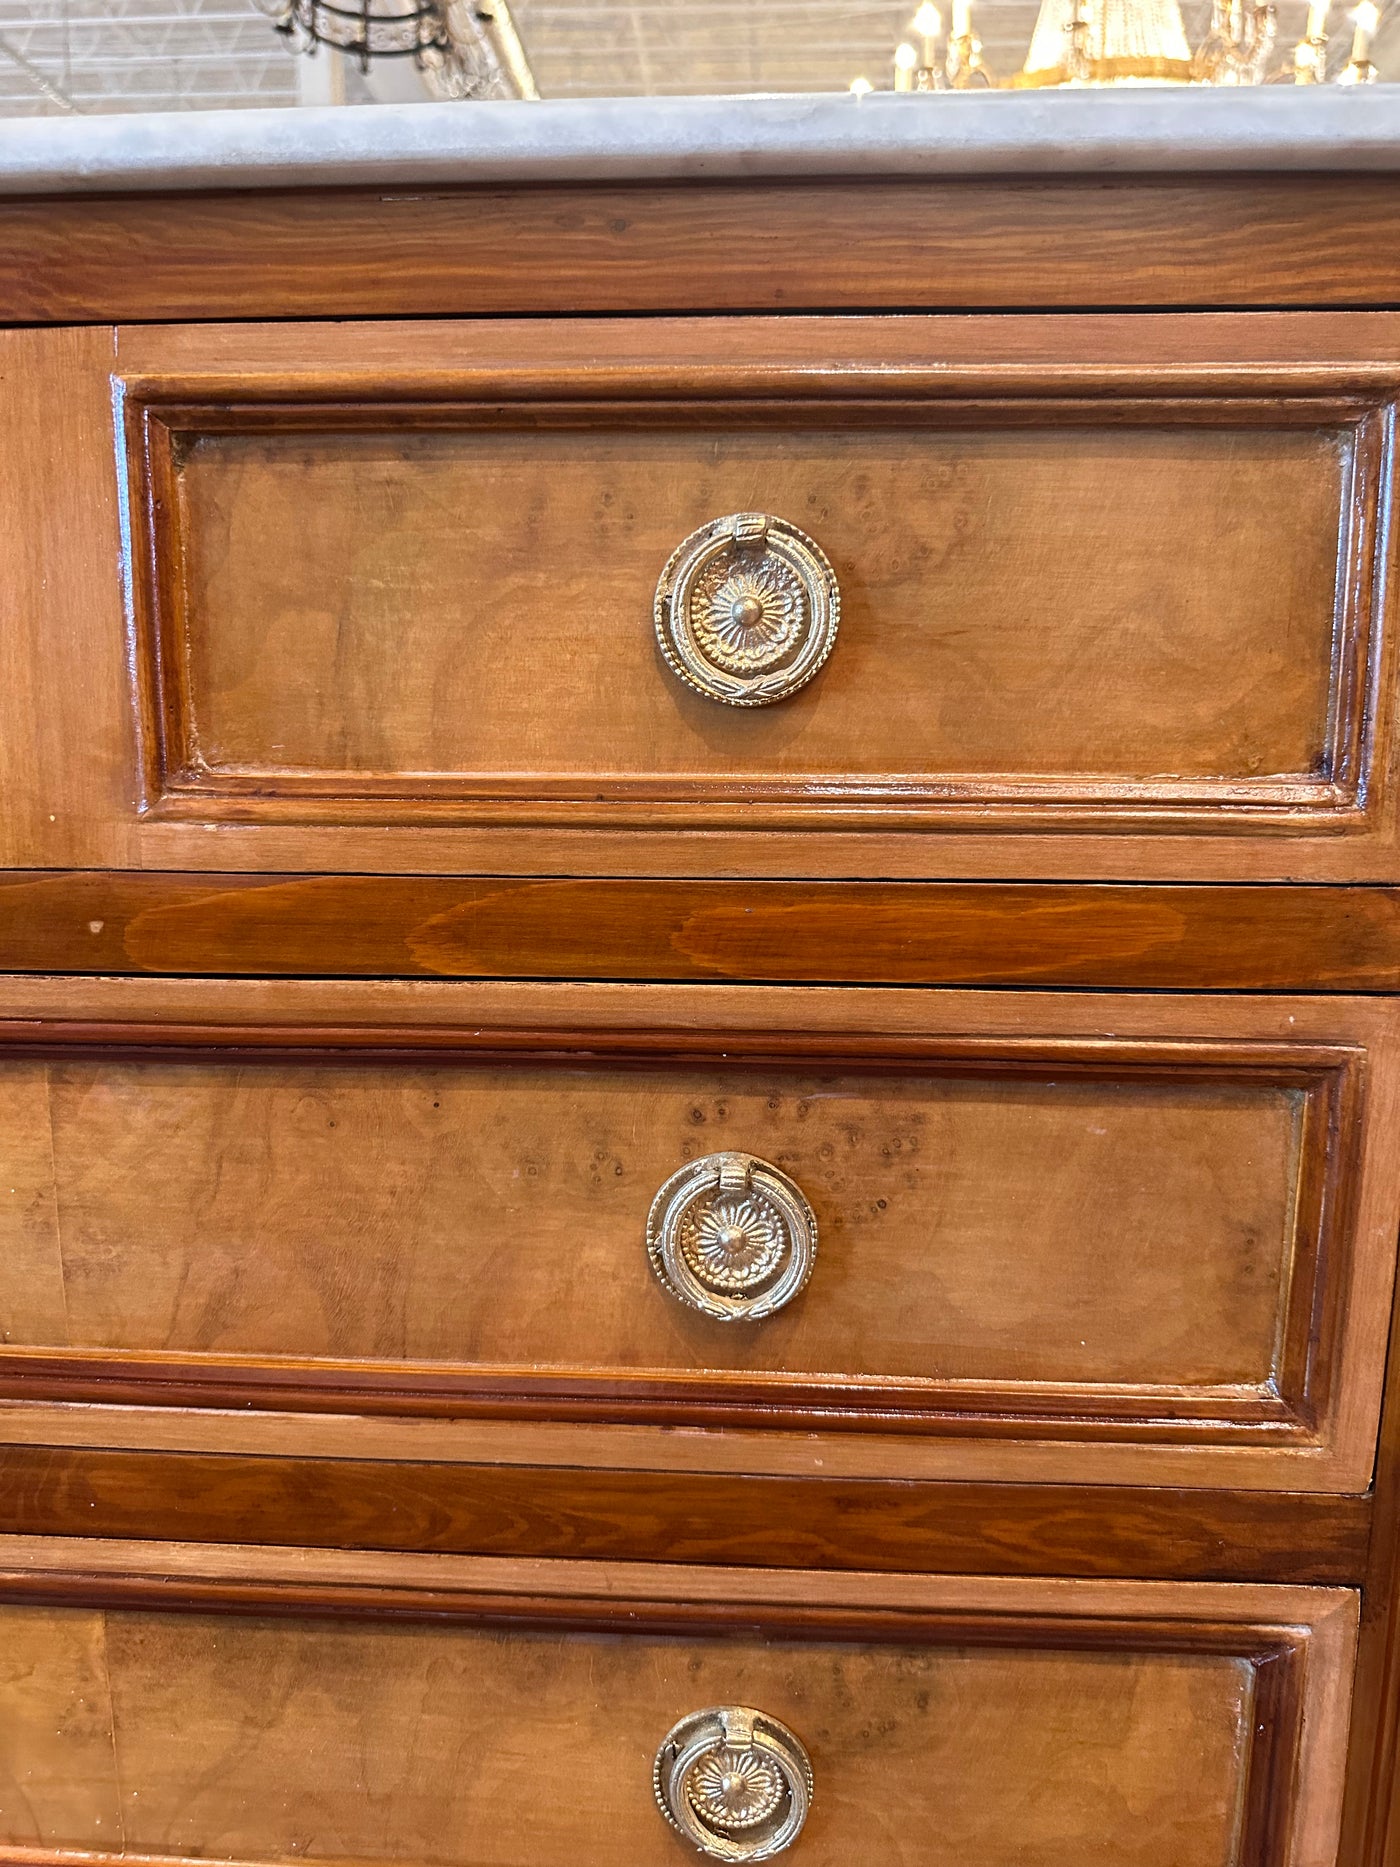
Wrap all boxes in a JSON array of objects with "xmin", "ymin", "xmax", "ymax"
[{"xmin": 0, "ymin": 87, "xmax": 1398, "ymax": 195}]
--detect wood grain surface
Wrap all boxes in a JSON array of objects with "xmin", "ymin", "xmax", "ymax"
[
  {"xmin": 0, "ymin": 1054, "xmax": 1315, "ymax": 1388},
  {"xmin": 1340, "ymin": 1143, "xmax": 1400, "ymax": 1867},
  {"xmin": 0, "ymin": 1547, "xmax": 1359, "ymax": 1867},
  {"xmin": 115, "ymin": 311, "xmax": 1397, "ymax": 869},
  {"xmin": 4, "ymin": 168, "xmax": 1400, "ymax": 1867},
  {"xmin": 10, "ymin": 874, "xmax": 1400, "ymax": 987},
  {"xmin": 10, "ymin": 314, "xmax": 1400, "ymax": 878},
  {"xmin": 6, "ymin": 176, "xmax": 1400, "ymax": 322},
  {"xmin": 133, "ymin": 399, "xmax": 1369, "ymax": 833},
  {"xmin": 0, "ymin": 1446, "xmax": 1371, "ymax": 1583},
  {"xmin": 13, "ymin": 1616, "xmax": 1260, "ymax": 1867},
  {"xmin": 0, "ymin": 326, "xmax": 137, "ymax": 875},
  {"xmin": 0, "ymin": 982, "xmax": 1389, "ymax": 1491}
]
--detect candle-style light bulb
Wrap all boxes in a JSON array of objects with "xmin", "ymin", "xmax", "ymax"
[
  {"xmin": 1339, "ymin": 0, "xmax": 1380, "ymax": 72},
  {"xmin": 894, "ymin": 39, "xmax": 920, "ymax": 85},
  {"xmin": 849, "ymin": 74, "xmax": 874, "ymax": 93},
  {"xmin": 1352, "ymin": 0, "xmax": 1380, "ymax": 47},
  {"xmin": 1306, "ymin": 0, "xmax": 1329, "ymax": 35},
  {"xmin": 912, "ymin": 0, "xmax": 943, "ymax": 62},
  {"xmin": 952, "ymin": 0, "xmax": 973, "ymax": 37}
]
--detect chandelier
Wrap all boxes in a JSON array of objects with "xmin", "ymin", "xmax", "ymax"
[
  {"xmin": 252, "ymin": 0, "xmax": 537, "ymax": 98},
  {"xmin": 856, "ymin": 0, "xmax": 1382, "ymax": 88}
]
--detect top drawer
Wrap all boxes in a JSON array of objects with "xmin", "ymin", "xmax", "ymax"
[{"xmin": 10, "ymin": 312, "xmax": 1400, "ymax": 879}]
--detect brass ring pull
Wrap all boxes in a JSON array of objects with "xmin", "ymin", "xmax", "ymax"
[
  {"xmin": 654, "ymin": 512, "xmax": 840, "ymax": 706},
  {"xmin": 646, "ymin": 1151, "xmax": 816, "ymax": 1322},
  {"xmin": 654, "ymin": 1706, "xmax": 814, "ymax": 1861}
]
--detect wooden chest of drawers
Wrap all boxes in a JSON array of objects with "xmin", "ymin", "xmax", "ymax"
[{"xmin": 3, "ymin": 117, "xmax": 1400, "ymax": 1867}]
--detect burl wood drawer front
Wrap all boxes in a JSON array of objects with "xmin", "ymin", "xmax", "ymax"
[
  {"xmin": 0, "ymin": 978, "xmax": 1394, "ymax": 1492},
  {"xmin": 14, "ymin": 313, "xmax": 1400, "ymax": 882},
  {"xmin": 120, "ymin": 314, "xmax": 1393, "ymax": 872},
  {"xmin": 0, "ymin": 1545, "xmax": 1358, "ymax": 1867}
]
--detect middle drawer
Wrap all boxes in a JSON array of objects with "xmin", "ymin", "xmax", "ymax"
[{"xmin": 0, "ymin": 978, "xmax": 1393, "ymax": 1492}]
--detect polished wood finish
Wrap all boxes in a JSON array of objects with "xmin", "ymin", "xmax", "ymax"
[
  {"xmin": 0, "ymin": 1047, "xmax": 1316, "ymax": 1406},
  {"xmin": 0, "ymin": 1052, "xmax": 1329, "ymax": 1403},
  {"xmin": 126, "ymin": 363, "xmax": 1379, "ymax": 838},
  {"xmin": 0, "ymin": 1034, "xmax": 1353, "ymax": 1432},
  {"xmin": 8, "ymin": 159, "xmax": 1400, "ymax": 1866},
  {"xmin": 0, "ymin": 979, "xmax": 1390, "ymax": 1491},
  {"xmin": 110, "ymin": 312, "xmax": 1400, "ymax": 875},
  {"xmin": 0, "ymin": 1543, "xmax": 1358, "ymax": 1867},
  {"xmin": 0, "ymin": 1446, "xmax": 1371, "ymax": 1583},
  {"xmin": 13, "ymin": 873, "xmax": 1400, "ymax": 986},
  {"xmin": 7, "ymin": 176, "xmax": 1400, "ymax": 323},
  {"xmin": 11, "ymin": 314, "xmax": 1400, "ymax": 879},
  {"xmin": 0, "ymin": 327, "xmax": 137, "ymax": 874},
  {"xmin": 0, "ymin": 1619, "xmax": 1277, "ymax": 1865},
  {"xmin": 1341, "ymin": 1216, "xmax": 1400, "ymax": 1867}
]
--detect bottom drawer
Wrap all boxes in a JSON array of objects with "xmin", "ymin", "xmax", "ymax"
[{"xmin": 0, "ymin": 1542, "xmax": 1356, "ymax": 1867}]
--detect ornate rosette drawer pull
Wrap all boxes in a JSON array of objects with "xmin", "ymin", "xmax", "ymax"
[
  {"xmin": 654, "ymin": 512, "xmax": 841, "ymax": 706},
  {"xmin": 654, "ymin": 1706, "xmax": 814, "ymax": 1861},
  {"xmin": 646, "ymin": 1151, "xmax": 817, "ymax": 1322}
]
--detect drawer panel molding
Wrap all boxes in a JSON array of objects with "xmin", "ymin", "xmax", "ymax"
[
  {"xmin": 120, "ymin": 358, "xmax": 1393, "ymax": 840},
  {"xmin": 0, "ymin": 981, "xmax": 1392, "ymax": 1492},
  {"xmin": 22, "ymin": 315, "xmax": 1400, "ymax": 879},
  {"xmin": 0, "ymin": 1540, "xmax": 1359, "ymax": 1867}
]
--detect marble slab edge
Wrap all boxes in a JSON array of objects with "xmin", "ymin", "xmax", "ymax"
[{"xmin": 0, "ymin": 87, "xmax": 1398, "ymax": 195}]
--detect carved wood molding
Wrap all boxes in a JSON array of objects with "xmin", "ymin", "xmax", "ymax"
[
  {"xmin": 118, "ymin": 370, "xmax": 1394, "ymax": 839},
  {"xmin": 0, "ymin": 1545, "xmax": 1355, "ymax": 1867},
  {"xmin": 0, "ymin": 1015, "xmax": 1368, "ymax": 1460}
]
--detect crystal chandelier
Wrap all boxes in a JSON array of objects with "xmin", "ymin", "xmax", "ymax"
[
  {"xmin": 858, "ymin": 0, "xmax": 1382, "ymax": 88},
  {"xmin": 252, "ymin": 0, "xmax": 537, "ymax": 98}
]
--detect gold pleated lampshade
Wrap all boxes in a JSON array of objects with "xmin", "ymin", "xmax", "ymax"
[{"xmin": 1019, "ymin": 0, "xmax": 1194, "ymax": 83}]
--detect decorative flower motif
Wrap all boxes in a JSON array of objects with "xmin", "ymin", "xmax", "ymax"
[
  {"xmin": 691, "ymin": 554, "xmax": 806, "ymax": 674},
  {"xmin": 680, "ymin": 1193, "xmax": 787, "ymax": 1294},
  {"xmin": 685, "ymin": 1746, "xmax": 785, "ymax": 1833}
]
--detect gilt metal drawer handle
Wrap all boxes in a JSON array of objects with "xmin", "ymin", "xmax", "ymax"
[
  {"xmin": 654, "ymin": 512, "xmax": 840, "ymax": 706},
  {"xmin": 654, "ymin": 1706, "xmax": 814, "ymax": 1861},
  {"xmin": 646, "ymin": 1151, "xmax": 816, "ymax": 1322}
]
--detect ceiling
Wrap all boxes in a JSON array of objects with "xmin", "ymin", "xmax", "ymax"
[
  {"xmin": 518, "ymin": 1, "xmax": 931, "ymax": 95},
  {"xmin": 0, "ymin": 0, "xmax": 297, "ymax": 111},
  {"xmin": 0, "ymin": 0, "xmax": 1390, "ymax": 115}
]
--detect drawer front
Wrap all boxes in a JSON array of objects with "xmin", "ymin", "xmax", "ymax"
[
  {"xmin": 8, "ymin": 314, "xmax": 1400, "ymax": 881},
  {"xmin": 0, "ymin": 1545, "xmax": 1358, "ymax": 1867},
  {"xmin": 142, "ymin": 389, "xmax": 1355, "ymax": 827},
  {"xmin": 0, "ymin": 978, "xmax": 1394, "ymax": 1492}
]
